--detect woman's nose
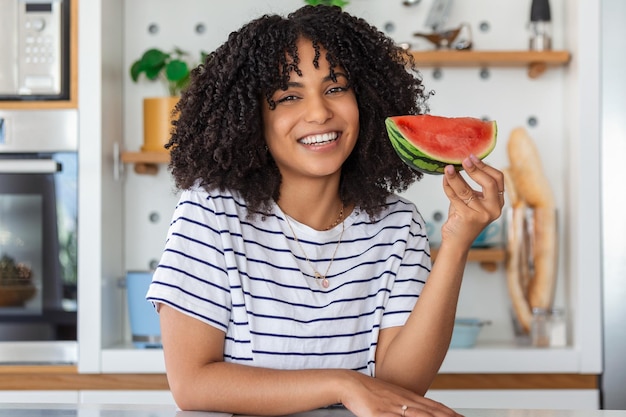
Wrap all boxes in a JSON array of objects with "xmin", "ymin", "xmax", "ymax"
[{"xmin": 304, "ymin": 95, "xmax": 333, "ymax": 124}]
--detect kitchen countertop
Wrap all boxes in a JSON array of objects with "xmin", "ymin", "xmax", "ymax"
[{"xmin": 0, "ymin": 404, "xmax": 625, "ymax": 417}]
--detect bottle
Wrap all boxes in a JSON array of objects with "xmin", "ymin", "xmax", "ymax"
[
  {"xmin": 531, "ymin": 307, "xmax": 551, "ymax": 347},
  {"xmin": 529, "ymin": 0, "xmax": 552, "ymax": 51}
]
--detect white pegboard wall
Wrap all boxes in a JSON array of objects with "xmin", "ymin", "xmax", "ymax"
[{"xmin": 122, "ymin": 0, "xmax": 570, "ymax": 343}]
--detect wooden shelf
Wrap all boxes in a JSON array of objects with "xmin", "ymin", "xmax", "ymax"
[
  {"xmin": 409, "ymin": 50, "xmax": 571, "ymax": 78},
  {"xmin": 120, "ymin": 151, "xmax": 169, "ymax": 175},
  {"xmin": 431, "ymin": 246, "xmax": 505, "ymax": 272}
]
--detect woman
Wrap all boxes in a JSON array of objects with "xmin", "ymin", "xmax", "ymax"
[{"xmin": 147, "ymin": 5, "xmax": 504, "ymax": 416}]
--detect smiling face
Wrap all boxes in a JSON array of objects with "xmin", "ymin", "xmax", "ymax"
[{"xmin": 262, "ymin": 38, "xmax": 360, "ymax": 185}]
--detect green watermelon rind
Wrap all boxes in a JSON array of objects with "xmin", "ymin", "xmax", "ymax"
[
  {"xmin": 386, "ymin": 118, "xmax": 453, "ymax": 174},
  {"xmin": 385, "ymin": 116, "xmax": 497, "ymax": 175},
  {"xmin": 391, "ymin": 137, "xmax": 451, "ymax": 175}
]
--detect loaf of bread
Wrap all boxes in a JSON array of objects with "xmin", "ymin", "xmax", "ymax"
[
  {"xmin": 528, "ymin": 206, "xmax": 558, "ymax": 309},
  {"xmin": 508, "ymin": 128, "xmax": 555, "ymax": 208},
  {"xmin": 503, "ymin": 169, "xmax": 532, "ymax": 333},
  {"xmin": 505, "ymin": 128, "xmax": 558, "ymax": 330},
  {"xmin": 506, "ymin": 204, "xmax": 532, "ymax": 333}
]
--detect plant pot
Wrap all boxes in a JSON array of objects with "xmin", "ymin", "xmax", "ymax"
[
  {"xmin": 142, "ymin": 96, "xmax": 179, "ymax": 153},
  {"xmin": 0, "ymin": 284, "xmax": 36, "ymax": 307}
]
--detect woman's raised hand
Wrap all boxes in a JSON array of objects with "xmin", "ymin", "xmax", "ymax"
[{"xmin": 440, "ymin": 154, "xmax": 505, "ymax": 249}]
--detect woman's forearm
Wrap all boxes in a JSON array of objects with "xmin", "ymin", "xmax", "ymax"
[
  {"xmin": 170, "ymin": 361, "xmax": 355, "ymax": 414},
  {"xmin": 375, "ymin": 242, "xmax": 469, "ymax": 393}
]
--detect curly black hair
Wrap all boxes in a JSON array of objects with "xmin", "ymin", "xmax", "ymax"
[{"xmin": 167, "ymin": 5, "xmax": 430, "ymax": 218}]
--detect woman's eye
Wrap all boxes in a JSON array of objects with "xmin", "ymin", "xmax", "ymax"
[
  {"xmin": 327, "ymin": 85, "xmax": 348, "ymax": 95},
  {"xmin": 276, "ymin": 94, "xmax": 299, "ymax": 103}
]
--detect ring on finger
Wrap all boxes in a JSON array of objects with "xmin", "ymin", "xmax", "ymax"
[
  {"xmin": 401, "ymin": 405, "xmax": 409, "ymax": 417},
  {"xmin": 464, "ymin": 196, "xmax": 475, "ymax": 205}
]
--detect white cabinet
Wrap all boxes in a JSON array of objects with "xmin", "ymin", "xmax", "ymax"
[
  {"xmin": 76, "ymin": 0, "xmax": 603, "ymax": 386},
  {"xmin": 0, "ymin": 391, "xmax": 174, "ymax": 406},
  {"xmin": 0, "ymin": 391, "xmax": 79, "ymax": 404},
  {"xmin": 80, "ymin": 390, "xmax": 175, "ymax": 405}
]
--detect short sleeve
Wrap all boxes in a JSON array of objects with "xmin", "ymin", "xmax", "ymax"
[
  {"xmin": 379, "ymin": 202, "xmax": 431, "ymax": 329},
  {"xmin": 146, "ymin": 188, "xmax": 233, "ymax": 332}
]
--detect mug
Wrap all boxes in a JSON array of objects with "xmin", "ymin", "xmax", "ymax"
[
  {"xmin": 126, "ymin": 271, "xmax": 161, "ymax": 348},
  {"xmin": 471, "ymin": 222, "xmax": 501, "ymax": 248}
]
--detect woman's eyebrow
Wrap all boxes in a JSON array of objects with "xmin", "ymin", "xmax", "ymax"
[{"xmin": 284, "ymin": 72, "xmax": 349, "ymax": 88}]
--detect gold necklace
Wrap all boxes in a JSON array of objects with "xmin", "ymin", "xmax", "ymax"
[
  {"xmin": 283, "ymin": 205, "xmax": 345, "ymax": 288},
  {"xmin": 325, "ymin": 205, "xmax": 344, "ymax": 231}
]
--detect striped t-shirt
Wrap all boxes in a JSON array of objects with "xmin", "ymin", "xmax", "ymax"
[{"xmin": 147, "ymin": 186, "xmax": 431, "ymax": 376}]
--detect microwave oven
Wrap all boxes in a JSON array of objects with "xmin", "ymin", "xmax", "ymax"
[{"xmin": 0, "ymin": 0, "xmax": 70, "ymax": 100}]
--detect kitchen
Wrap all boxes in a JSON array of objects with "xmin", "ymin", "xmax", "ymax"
[{"xmin": 0, "ymin": 0, "xmax": 621, "ymax": 411}]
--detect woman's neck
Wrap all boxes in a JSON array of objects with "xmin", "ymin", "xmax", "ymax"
[{"xmin": 277, "ymin": 177, "xmax": 345, "ymax": 231}]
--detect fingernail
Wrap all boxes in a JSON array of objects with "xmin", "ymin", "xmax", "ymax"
[
  {"xmin": 445, "ymin": 165, "xmax": 455, "ymax": 175},
  {"xmin": 463, "ymin": 157, "xmax": 474, "ymax": 169},
  {"xmin": 469, "ymin": 154, "xmax": 480, "ymax": 163}
]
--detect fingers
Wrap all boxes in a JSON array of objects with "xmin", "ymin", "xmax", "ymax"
[
  {"xmin": 442, "ymin": 166, "xmax": 474, "ymax": 208},
  {"xmin": 443, "ymin": 155, "xmax": 504, "ymax": 215},
  {"xmin": 400, "ymin": 399, "xmax": 463, "ymax": 417},
  {"xmin": 465, "ymin": 154, "xmax": 505, "ymax": 205}
]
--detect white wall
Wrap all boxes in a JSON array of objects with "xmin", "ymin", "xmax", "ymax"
[{"xmin": 121, "ymin": 0, "xmax": 568, "ymax": 346}]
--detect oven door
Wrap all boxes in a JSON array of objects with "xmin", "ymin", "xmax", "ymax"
[{"xmin": 0, "ymin": 153, "xmax": 77, "ymax": 347}]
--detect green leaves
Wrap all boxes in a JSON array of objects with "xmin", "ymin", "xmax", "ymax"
[
  {"xmin": 129, "ymin": 47, "xmax": 195, "ymax": 96},
  {"xmin": 305, "ymin": 0, "xmax": 349, "ymax": 7},
  {"xmin": 165, "ymin": 60, "xmax": 188, "ymax": 82}
]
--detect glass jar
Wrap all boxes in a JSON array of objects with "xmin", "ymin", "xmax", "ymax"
[{"xmin": 531, "ymin": 307, "xmax": 551, "ymax": 347}]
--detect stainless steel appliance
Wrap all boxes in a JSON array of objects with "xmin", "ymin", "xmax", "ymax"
[
  {"xmin": 600, "ymin": 0, "xmax": 626, "ymax": 409},
  {"xmin": 0, "ymin": 0, "xmax": 69, "ymax": 100},
  {"xmin": 0, "ymin": 109, "xmax": 77, "ymax": 363}
]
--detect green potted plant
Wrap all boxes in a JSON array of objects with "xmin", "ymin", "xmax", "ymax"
[
  {"xmin": 305, "ymin": 0, "xmax": 349, "ymax": 6},
  {"xmin": 129, "ymin": 47, "xmax": 203, "ymax": 153},
  {"xmin": 130, "ymin": 47, "xmax": 193, "ymax": 96}
]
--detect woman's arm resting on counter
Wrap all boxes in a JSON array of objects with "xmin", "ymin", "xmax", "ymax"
[{"xmin": 159, "ymin": 304, "xmax": 460, "ymax": 417}]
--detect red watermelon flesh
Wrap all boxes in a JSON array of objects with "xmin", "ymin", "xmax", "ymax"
[{"xmin": 386, "ymin": 114, "xmax": 498, "ymax": 174}]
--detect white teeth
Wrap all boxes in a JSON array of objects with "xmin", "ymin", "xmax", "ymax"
[{"xmin": 299, "ymin": 132, "xmax": 338, "ymax": 145}]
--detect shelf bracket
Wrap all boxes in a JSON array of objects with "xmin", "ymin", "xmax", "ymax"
[
  {"xmin": 133, "ymin": 163, "xmax": 160, "ymax": 175},
  {"xmin": 528, "ymin": 62, "xmax": 548, "ymax": 78}
]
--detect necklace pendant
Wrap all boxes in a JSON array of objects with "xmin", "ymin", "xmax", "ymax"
[
  {"xmin": 283, "ymin": 212, "xmax": 344, "ymax": 292},
  {"xmin": 314, "ymin": 272, "xmax": 329, "ymax": 288}
]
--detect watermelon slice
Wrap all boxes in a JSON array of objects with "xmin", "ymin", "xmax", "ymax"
[{"xmin": 385, "ymin": 115, "xmax": 497, "ymax": 175}]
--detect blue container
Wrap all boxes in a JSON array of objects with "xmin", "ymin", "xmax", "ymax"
[
  {"xmin": 126, "ymin": 271, "xmax": 161, "ymax": 348},
  {"xmin": 450, "ymin": 318, "xmax": 490, "ymax": 348},
  {"xmin": 471, "ymin": 222, "xmax": 502, "ymax": 248}
]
